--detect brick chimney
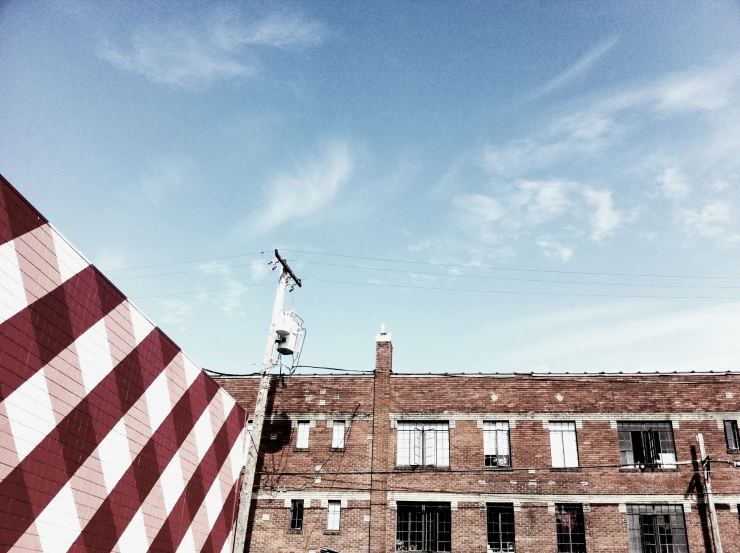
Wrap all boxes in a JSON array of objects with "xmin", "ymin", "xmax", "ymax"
[{"xmin": 370, "ymin": 325, "xmax": 392, "ymax": 553}]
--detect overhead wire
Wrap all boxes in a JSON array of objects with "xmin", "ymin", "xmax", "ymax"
[
  {"xmin": 305, "ymin": 278, "xmax": 740, "ymax": 301},
  {"xmin": 104, "ymin": 250, "xmax": 268, "ymax": 273},
  {"xmin": 283, "ymin": 249, "xmax": 740, "ymax": 281}
]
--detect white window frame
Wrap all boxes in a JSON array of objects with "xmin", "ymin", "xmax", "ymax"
[
  {"xmin": 296, "ymin": 421, "xmax": 310, "ymax": 449},
  {"xmin": 549, "ymin": 421, "xmax": 579, "ymax": 468},
  {"xmin": 327, "ymin": 500, "xmax": 341, "ymax": 531},
  {"xmin": 332, "ymin": 421, "xmax": 346, "ymax": 449},
  {"xmin": 483, "ymin": 421, "xmax": 511, "ymax": 467},
  {"xmin": 396, "ymin": 422, "xmax": 450, "ymax": 467}
]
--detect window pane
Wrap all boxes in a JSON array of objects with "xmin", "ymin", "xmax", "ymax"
[
  {"xmin": 487, "ymin": 504, "xmax": 515, "ymax": 552},
  {"xmin": 396, "ymin": 502, "xmax": 451, "ymax": 552},
  {"xmin": 397, "ymin": 422, "xmax": 449, "ymax": 467},
  {"xmin": 398, "ymin": 425, "xmax": 411, "ymax": 465},
  {"xmin": 563, "ymin": 429, "xmax": 579, "ymax": 468},
  {"xmin": 296, "ymin": 421, "xmax": 310, "ymax": 449},
  {"xmin": 332, "ymin": 421, "xmax": 345, "ymax": 448},
  {"xmin": 290, "ymin": 499, "xmax": 303, "ymax": 530},
  {"xmin": 725, "ymin": 421, "xmax": 739, "ymax": 450},
  {"xmin": 550, "ymin": 427, "xmax": 565, "ymax": 468},
  {"xmin": 626, "ymin": 505, "xmax": 688, "ymax": 553},
  {"xmin": 327, "ymin": 500, "xmax": 341, "ymax": 531},
  {"xmin": 556, "ymin": 504, "xmax": 586, "ymax": 553}
]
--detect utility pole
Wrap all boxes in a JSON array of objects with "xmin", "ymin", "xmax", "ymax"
[
  {"xmin": 697, "ymin": 433, "xmax": 723, "ymax": 553},
  {"xmin": 232, "ymin": 250, "xmax": 301, "ymax": 553}
]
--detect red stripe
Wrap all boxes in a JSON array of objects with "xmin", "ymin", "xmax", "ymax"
[
  {"xmin": 147, "ymin": 404, "xmax": 244, "ymax": 553},
  {"xmin": 0, "ymin": 175, "xmax": 48, "ymax": 247},
  {"xmin": 0, "ymin": 328, "xmax": 179, "ymax": 553},
  {"xmin": 0, "ymin": 266, "xmax": 125, "ymax": 402},
  {"xmin": 68, "ymin": 372, "xmax": 219, "ymax": 553},
  {"xmin": 200, "ymin": 481, "xmax": 239, "ymax": 553}
]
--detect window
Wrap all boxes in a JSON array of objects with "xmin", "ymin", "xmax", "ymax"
[
  {"xmin": 396, "ymin": 502, "xmax": 451, "ymax": 552},
  {"xmin": 618, "ymin": 422, "xmax": 676, "ymax": 468},
  {"xmin": 484, "ymin": 422, "xmax": 511, "ymax": 468},
  {"xmin": 487, "ymin": 504, "xmax": 515, "ymax": 552},
  {"xmin": 626, "ymin": 505, "xmax": 688, "ymax": 553},
  {"xmin": 397, "ymin": 422, "xmax": 450, "ymax": 467},
  {"xmin": 724, "ymin": 420, "xmax": 739, "ymax": 450},
  {"xmin": 296, "ymin": 421, "xmax": 310, "ymax": 449},
  {"xmin": 549, "ymin": 422, "xmax": 579, "ymax": 468},
  {"xmin": 290, "ymin": 500, "xmax": 304, "ymax": 530},
  {"xmin": 327, "ymin": 500, "xmax": 341, "ymax": 531},
  {"xmin": 332, "ymin": 421, "xmax": 346, "ymax": 449},
  {"xmin": 555, "ymin": 504, "xmax": 586, "ymax": 553}
]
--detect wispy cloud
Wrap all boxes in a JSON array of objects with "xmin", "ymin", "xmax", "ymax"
[
  {"xmin": 100, "ymin": 11, "xmax": 327, "ymax": 87},
  {"xmin": 582, "ymin": 188, "xmax": 622, "ymax": 241},
  {"xmin": 248, "ymin": 141, "xmax": 353, "ymax": 234},
  {"xmin": 679, "ymin": 201, "xmax": 738, "ymax": 245},
  {"xmin": 532, "ymin": 35, "xmax": 619, "ymax": 98},
  {"xmin": 536, "ymin": 238, "xmax": 573, "ymax": 263},
  {"xmin": 657, "ymin": 168, "xmax": 691, "ymax": 200}
]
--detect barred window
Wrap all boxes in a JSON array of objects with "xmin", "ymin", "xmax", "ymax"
[
  {"xmin": 549, "ymin": 422, "xmax": 579, "ymax": 468},
  {"xmin": 290, "ymin": 499, "xmax": 304, "ymax": 530},
  {"xmin": 327, "ymin": 500, "xmax": 341, "ymax": 531},
  {"xmin": 396, "ymin": 502, "xmax": 451, "ymax": 552},
  {"xmin": 484, "ymin": 422, "xmax": 511, "ymax": 468},
  {"xmin": 332, "ymin": 421, "xmax": 346, "ymax": 449},
  {"xmin": 618, "ymin": 422, "xmax": 676, "ymax": 468},
  {"xmin": 296, "ymin": 421, "xmax": 310, "ymax": 449},
  {"xmin": 627, "ymin": 505, "xmax": 688, "ymax": 553},
  {"xmin": 724, "ymin": 420, "xmax": 739, "ymax": 450},
  {"xmin": 556, "ymin": 504, "xmax": 586, "ymax": 553},
  {"xmin": 397, "ymin": 422, "xmax": 450, "ymax": 467},
  {"xmin": 487, "ymin": 503, "xmax": 515, "ymax": 552}
]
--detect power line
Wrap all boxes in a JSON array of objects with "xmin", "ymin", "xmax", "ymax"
[
  {"xmin": 104, "ymin": 250, "xmax": 268, "ymax": 273},
  {"xmin": 283, "ymin": 249, "xmax": 740, "ymax": 281},
  {"xmin": 297, "ymin": 260, "xmax": 740, "ymax": 290},
  {"xmin": 131, "ymin": 282, "xmax": 271, "ymax": 300},
  {"xmin": 115, "ymin": 260, "xmax": 267, "ymax": 281},
  {"xmin": 306, "ymin": 278, "xmax": 740, "ymax": 301}
]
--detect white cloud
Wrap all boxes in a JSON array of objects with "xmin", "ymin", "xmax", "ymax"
[
  {"xmin": 535, "ymin": 238, "xmax": 573, "ymax": 263},
  {"xmin": 250, "ymin": 141, "xmax": 353, "ymax": 234},
  {"xmin": 582, "ymin": 188, "xmax": 622, "ymax": 241},
  {"xmin": 657, "ymin": 168, "xmax": 691, "ymax": 200},
  {"xmin": 161, "ymin": 299, "xmax": 193, "ymax": 325},
  {"xmin": 101, "ymin": 12, "xmax": 327, "ymax": 87},
  {"xmin": 515, "ymin": 180, "xmax": 575, "ymax": 225},
  {"xmin": 679, "ymin": 200, "xmax": 737, "ymax": 242},
  {"xmin": 533, "ymin": 35, "xmax": 619, "ymax": 98}
]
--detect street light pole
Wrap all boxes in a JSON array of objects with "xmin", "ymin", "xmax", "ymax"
[
  {"xmin": 232, "ymin": 251, "xmax": 300, "ymax": 553},
  {"xmin": 697, "ymin": 433, "xmax": 723, "ymax": 553}
]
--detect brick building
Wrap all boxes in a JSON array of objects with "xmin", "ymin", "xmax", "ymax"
[{"xmin": 217, "ymin": 330, "xmax": 740, "ymax": 553}]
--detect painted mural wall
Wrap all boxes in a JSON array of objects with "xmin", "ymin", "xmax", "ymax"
[{"xmin": 0, "ymin": 174, "xmax": 246, "ymax": 553}]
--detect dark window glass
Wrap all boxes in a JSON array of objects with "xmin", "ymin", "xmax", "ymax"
[
  {"xmin": 555, "ymin": 504, "xmax": 586, "ymax": 553},
  {"xmin": 487, "ymin": 504, "xmax": 515, "ymax": 552},
  {"xmin": 396, "ymin": 502, "xmax": 451, "ymax": 552},
  {"xmin": 290, "ymin": 499, "xmax": 304, "ymax": 530},
  {"xmin": 617, "ymin": 422, "xmax": 676, "ymax": 468},
  {"xmin": 626, "ymin": 505, "xmax": 688, "ymax": 553},
  {"xmin": 724, "ymin": 420, "xmax": 739, "ymax": 450}
]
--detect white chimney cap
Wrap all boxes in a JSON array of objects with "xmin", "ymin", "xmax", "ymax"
[{"xmin": 376, "ymin": 323, "xmax": 391, "ymax": 342}]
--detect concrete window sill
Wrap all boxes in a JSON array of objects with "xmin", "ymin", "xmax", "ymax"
[
  {"xmin": 324, "ymin": 530, "xmax": 341, "ymax": 535},
  {"xmin": 394, "ymin": 465, "xmax": 451, "ymax": 472}
]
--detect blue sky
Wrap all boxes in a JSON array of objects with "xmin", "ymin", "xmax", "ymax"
[{"xmin": 2, "ymin": 1, "xmax": 740, "ymax": 375}]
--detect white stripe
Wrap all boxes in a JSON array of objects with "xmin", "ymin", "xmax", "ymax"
[
  {"xmin": 0, "ymin": 239, "xmax": 27, "ymax": 324},
  {"xmin": 117, "ymin": 510, "xmax": 150, "ymax": 553},
  {"xmin": 50, "ymin": 227, "xmax": 89, "ymax": 283},
  {"xmin": 98, "ymin": 418, "xmax": 133, "ymax": 494},
  {"xmin": 76, "ymin": 319, "xmax": 114, "ymax": 394},
  {"xmin": 145, "ymin": 369, "xmax": 172, "ymax": 432},
  {"xmin": 128, "ymin": 303, "xmax": 155, "ymax": 346},
  {"xmin": 35, "ymin": 482, "xmax": 82, "ymax": 553},
  {"xmin": 4, "ymin": 369, "xmax": 57, "ymax": 461}
]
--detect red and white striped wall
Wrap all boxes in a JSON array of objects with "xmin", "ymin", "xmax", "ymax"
[{"xmin": 0, "ymin": 175, "xmax": 246, "ymax": 553}]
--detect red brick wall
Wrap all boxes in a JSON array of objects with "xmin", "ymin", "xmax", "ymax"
[{"xmin": 216, "ymin": 341, "xmax": 740, "ymax": 553}]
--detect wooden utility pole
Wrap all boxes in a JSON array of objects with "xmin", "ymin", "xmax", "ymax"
[
  {"xmin": 697, "ymin": 433, "xmax": 723, "ymax": 553},
  {"xmin": 232, "ymin": 250, "xmax": 301, "ymax": 553}
]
